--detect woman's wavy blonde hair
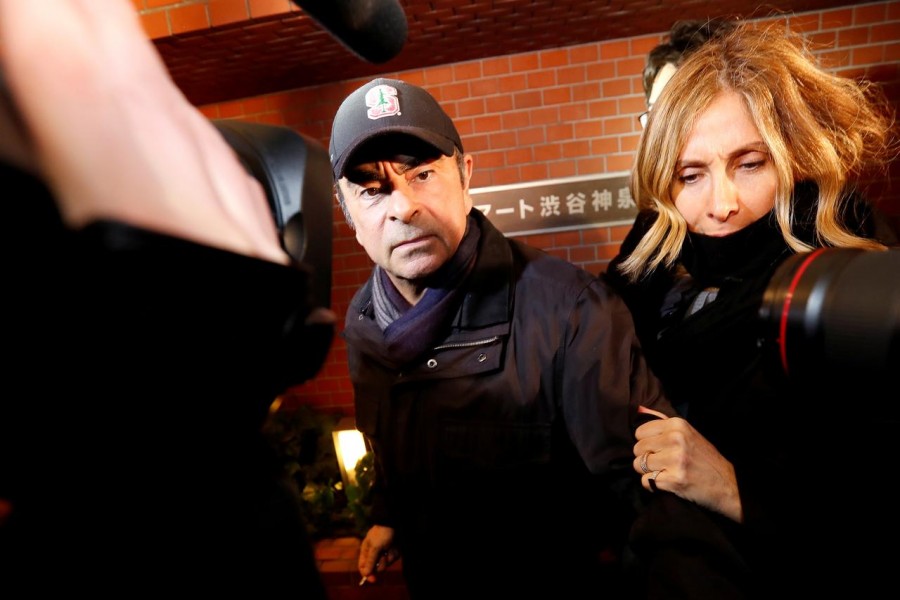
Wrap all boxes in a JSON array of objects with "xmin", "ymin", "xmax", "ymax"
[{"xmin": 618, "ymin": 21, "xmax": 896, "ymax": 282}]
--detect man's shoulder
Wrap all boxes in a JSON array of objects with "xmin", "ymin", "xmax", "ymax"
[
  {"xmin": 504, "ymin": 238, "xmax": 605, "ymax": 301},
  {"xmin": 509, "ymin": 237, "xmax": 593, "ymax": 276}
]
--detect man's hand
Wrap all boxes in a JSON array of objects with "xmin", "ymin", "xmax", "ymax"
[{"xmin": 358, "ymin": 524, "xmax": 400, "ymax": 585}]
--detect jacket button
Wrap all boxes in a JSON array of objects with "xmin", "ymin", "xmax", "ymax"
[
  {"xmin": 476, "ymin": 353, "xmax": 487, "ymax": 363},
  {"xmin": 426, "ymin": 358, "xmax": 438, "ymax": 369},
  {"xmin": 357, "ymin": 314, "xmax": 364, "ymax": 321}
]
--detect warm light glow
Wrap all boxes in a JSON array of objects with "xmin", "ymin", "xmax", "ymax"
[{"xmin": 333, "ymin": 424, "xmax": 367, "ymax": 487}]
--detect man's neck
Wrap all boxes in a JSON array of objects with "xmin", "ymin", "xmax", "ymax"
[{"xmin": 389, "ymin": 274, "xmax": 427, "ymax": 306}]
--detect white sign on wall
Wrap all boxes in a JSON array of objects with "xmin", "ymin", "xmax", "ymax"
[{"xmin": 470, "ymin": 172, "xmax": 637, "ymax": 236}]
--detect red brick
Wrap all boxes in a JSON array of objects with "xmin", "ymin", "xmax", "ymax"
[
  {"xmin": 560, "ymin": 104, "xmax": 588, "ymax": 122},
  {"xmin": 453, "ymin": 62, "xmax": 483, "ymax": 81},
  {"xmin": 853, "ymin": 45, "xmax": 884, "ymax": 65},
  {"xmin": 534, "ymin": 144, "xmax": 563, "ymax": 161},
  {"xmin": 543, "ymin": 86, "xmax": 572, "ymax": 105},
  {"xmin": 510, "ymin": 54, "xmax": 539, "ymax": 72},
  {"xmin": 140, "ymin": 11, "xmax": 169, "ymax": 38},
  {"xmin": 248, "ymin": 0, "xmax": 292, "ymax": 19},
  {"xmin": 482, "ymin": 56, "xmax": 511, "ymax": 76},
  {"xmin": 540, "ymin": 48, "xmax": 570, "ymax": 68},
  {"xmin": 872, "ymin": 22, "xmax": 900, "ymax": 43},
  {"xmin": 837, "ymin": 26, "xmax": 871, "ymax": 47},
  {"xmin": 520, "ymin": 163, "xmax": 549, "ymax": 182},
  {"xmin": 854, "ymin": 2, "xmax": 888, "ymax": 25},
  {"xmin": 788, "ymin": 13, "xmax": 821, "ymax": 33},
  {"xmin": 599, "ymin": 39, "xmax": 629, "ymax": 59},
  {"xmin": 570, "ymin": 45, "xmax": 599, "ymax": 64},
  {"xmin": 821, "ymin": 8, "xmax": 854, "ymax": 29},
  {"xmin": 209, "ymin": 0, "xmax": 248, "ymax": 27},
  {"xmin": 513, "ymin": 90, "xmax": 542, "ymax": 109},
  {"xmin": 169, "ymin": 4, "xmax": 208, "ymax": 34}
]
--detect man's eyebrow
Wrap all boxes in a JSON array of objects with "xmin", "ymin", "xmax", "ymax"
[
  {"xmin": 345, "ymin": 165, "xmax": 383, "ymax": 183},
  {"xmin": 345, "ymin": 156, "xmax": 428, "ymax": 183}
]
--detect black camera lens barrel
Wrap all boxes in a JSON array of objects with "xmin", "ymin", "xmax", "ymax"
[{"xmin": 759, "ymin": 248, "xmax": 900, "ymax": 389}]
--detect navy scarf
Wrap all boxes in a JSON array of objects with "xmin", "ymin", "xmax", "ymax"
[{"xmin": 372, "ymin": 213, "xmax": 481, "ymax": 365}]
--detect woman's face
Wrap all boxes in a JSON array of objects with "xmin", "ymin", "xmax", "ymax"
[{"xmin": 672, "ymin": 90, "xmax": 777, "ymax": 236}]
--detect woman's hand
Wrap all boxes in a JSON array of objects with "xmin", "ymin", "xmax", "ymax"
[{"xmin": 633, "ymin": 408, "xmax": 744, "ymax": 523}]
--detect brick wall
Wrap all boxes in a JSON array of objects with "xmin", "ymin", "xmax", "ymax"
[
  {"xmin": 138, "ymin": 0, "xmax": 900, "ymax": 414},
  {"xmin": 133, "ymin": 0, "xmax": 300, "ymax": 37}
]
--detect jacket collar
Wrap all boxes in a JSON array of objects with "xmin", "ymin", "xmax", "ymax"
[{"xmin": 452, "ymin": 209, "xmax": 513, "ymax": 330}]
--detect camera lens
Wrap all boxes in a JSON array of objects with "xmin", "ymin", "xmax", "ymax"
[{"xmin": 759, "ymin": 248, "xmax": 900, "ymax": 391}]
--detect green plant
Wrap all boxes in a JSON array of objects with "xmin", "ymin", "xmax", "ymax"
[{"xmin": 262, "ymin": 404, "xmax": 374, "ymax": 540}]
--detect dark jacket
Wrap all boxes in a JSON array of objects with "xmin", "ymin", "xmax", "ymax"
[
  {"xmin": 603, "ymin": 183, "xmax": 899, "ymax": 598},
  {"xmin": 343, "ymin": 209, "xmax": 673, "ymax": 598}
]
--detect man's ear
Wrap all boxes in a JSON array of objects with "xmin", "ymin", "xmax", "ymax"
[
  {"xmin": 462, "ymin": 153, "xmax": 474, "ymax": 190},
  {"xmin": 461, "ymin": 153, "xmax": 475, "ymax": 212}
]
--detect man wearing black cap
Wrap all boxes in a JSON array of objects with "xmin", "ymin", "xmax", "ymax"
[{"xmin": 331, "ymin": 77, "xmax": 673, "ymax": 598}]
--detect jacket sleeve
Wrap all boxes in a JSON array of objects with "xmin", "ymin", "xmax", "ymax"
[{"xmin": 558, "ymin": 274, "xmax": 675, "ymax": 475}]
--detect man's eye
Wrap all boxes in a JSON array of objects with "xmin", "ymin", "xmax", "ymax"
[
  {"xmin": 362, "ymin": 186, "xmax": 383, "ymax": 197},
  {"xmin": 414, "ymin": 169, "xmax": 433, "ymax": 182}
]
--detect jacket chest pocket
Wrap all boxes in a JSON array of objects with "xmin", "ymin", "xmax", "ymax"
[{"xmin": 405, "ymin": 336, "xmax": 504, "ymax": 381}]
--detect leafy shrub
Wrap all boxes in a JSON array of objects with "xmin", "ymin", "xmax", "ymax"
[{"xmin": 262, "ymin": 404, "xmax": 374, "ymax": 539}]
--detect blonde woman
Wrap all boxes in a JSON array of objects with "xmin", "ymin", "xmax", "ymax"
[{"xmin": 605, "ymin": 21, "xmax": 898, "ymax": 598}]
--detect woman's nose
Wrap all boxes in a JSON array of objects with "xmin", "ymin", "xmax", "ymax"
[{"xmin": 710, "ymin": 175, "xmax": 739, "ymax": 221}]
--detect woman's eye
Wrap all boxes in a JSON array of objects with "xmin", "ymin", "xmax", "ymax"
[
  {"xmin": 678, "ymin": 172, "xmax": 701, "ymax": 184},
  {"xmin": 740, "ymin": 160, "xmax": 764, "ymax": 171}
]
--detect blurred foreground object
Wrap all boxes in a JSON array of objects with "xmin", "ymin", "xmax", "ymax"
[
  {"xmin": 213, "ymin": 120, "xmax": 333, "ymax": 310},
  {"xmin": 292, "ymin": 0, "xmax": 407, "ymax": 63},
  {"xmin": 760, "ymin": 248, "xmax": 899, "ymax": 393}
]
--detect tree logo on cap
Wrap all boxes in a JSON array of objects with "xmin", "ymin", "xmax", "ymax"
[{"xmin": 365, "ymin": 84, "xmax": 400, "ymax": 120}]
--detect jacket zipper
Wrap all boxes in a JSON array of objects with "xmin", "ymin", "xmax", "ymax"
[{"xmin": 433, "ymin": 336, "xmax": 500, "ymax": 351}]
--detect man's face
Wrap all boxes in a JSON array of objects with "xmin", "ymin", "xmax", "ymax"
[
  {"xmin": 641, "ymin": 62, "xmax": 678, "ymax": 128},
  {"xmin": 648, "ymin": 62, "xmax": 678, "ymax": 107},
  {"xmin": 338, "ymin": 145, "xmax": 473, "ymax": 287}
]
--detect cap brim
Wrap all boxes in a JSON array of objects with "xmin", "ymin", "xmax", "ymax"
[{"xmin": 334, "ymin": 127, "xmax": 458, "ymax": 179}]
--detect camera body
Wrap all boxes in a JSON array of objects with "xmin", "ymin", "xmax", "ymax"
[
  {"xmin": 213, "ymin": 120, "xmax": 333, "ymax": 311},
  {"xmin": 212, "ymin": 120, "xmax": 337, "ymax": 388}
]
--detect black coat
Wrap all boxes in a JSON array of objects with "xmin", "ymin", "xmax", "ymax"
[
  {"xmin": 603, "ymin": 183, "xmax": 899, "ymax": 598},
  {"xmin": 343, "ymin": 209, "xmax": 674, "ymax": 598}
]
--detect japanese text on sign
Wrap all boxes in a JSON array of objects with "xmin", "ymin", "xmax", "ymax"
[{"xmin": 470, "ymin": 172, "xmax": 637, "ymax": 236}]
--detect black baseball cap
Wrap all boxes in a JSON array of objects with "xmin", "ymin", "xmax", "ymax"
[{"xmin": 329, "ymin": 77, "xmax": 463, "ymax": 179}]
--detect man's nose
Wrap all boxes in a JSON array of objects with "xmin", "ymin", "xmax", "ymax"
[{"xmin": 386, "ymin": 183, "xmax": 418, "ymax": 223}]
